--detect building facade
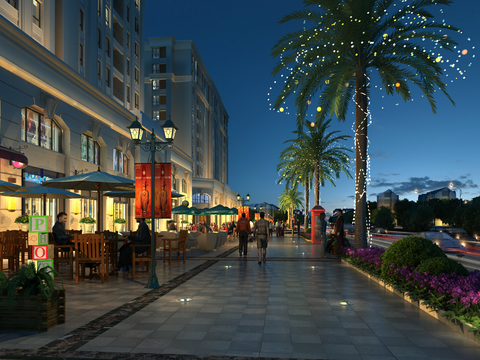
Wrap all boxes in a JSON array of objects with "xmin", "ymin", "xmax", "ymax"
[
  {"xmin": 418, "ymin": 187, "xmax": 456, "ymax": 202},
  {"xmin": 144, "ymin": 37, "xmax": 238, "ymax": 225},
  {"xmin": 0, "ymin": 0, "xmax": 147, "ymax": 232},
  {"xmin": 377, "ymin": 189, "xmax": 399, "ymax": 209}
]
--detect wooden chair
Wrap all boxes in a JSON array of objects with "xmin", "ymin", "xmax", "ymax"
[
  {"xmin": 100, "ymin": 231, "xmax": 122, "ymax": 272},
  {"xmin": 129, "ymin": 232, "xmax": 159, "ymax": 279},
  {"xmin": 49, "ymin": 233, "xmax": 74, "ymax": 280},
  {"xmin": 164, "ymin": 230, "xmax": 188, "ymax": 264},
  {"xmin": 66, "ymin": 229, "xmax": 82, "ymax": 236},
  {"xmin": 6, "ymin": 230, "xmax": 28, "ymax": 265},
  {"xmin": 0, "ymin": 231, "xmax": 20, "ymax": 273},
  {"xmin": 73, "ymin": 233, "xmax": 108, "ymax": 285}
]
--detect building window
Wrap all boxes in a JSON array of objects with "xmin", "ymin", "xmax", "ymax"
[
  {"xmin": 97, "ymin": 0, "xmax": 102, "ymax": 16},
  {"xmin": 152, "ymin": 48, "xmax": 160, "ymax": 59},
  {"xmin": 135, "ymin": 67, "xmax": 139, "ymax": 84},
  {"xmin": 113, "ymin": 149, "xmax": 128, "ymax": 174},
  {"xmin": 105, "ymin": 6, "xmax": 110, "ymax": 27},
  {"xmin": 126, "ymin": 5, "xmax": 130, "ymax": 22},
  {"xmin": 5, "ymin": 0, "xmax": 17, "ymax": 9},
  {"xmin": 152, "ymin": 80, "xmax": 159, "ymax": 90},
  {"xmin": 135, "ymin": 17, "xmax": 139, "ymax": 34},
  {"xmin": 21, "ymin": 109, "xmax": 62, "ymax": 153},
  {"xmin": 160, "ymin": 95, "xmax": 166, "ymax": 105},
  {"xmin": 134, "ymin": 92, "xmax": 139, "ymax": 109},
  {"xmin": 126, "ymin": 32, "xmax": 130, "ymax": 49},
  {"xmin": 135, "ymin": 0, "xmax": 140, "ymax": 10},
  {"xmin": 79, "ymin": 44, "xmax": 84, "ymax": 67},
  {"xmin": 79, "ymin": 9, "xmax": 84, "ymax": 32},
  {"xmin": 32, "ymin": 0, "xmax": 41, "ymax": 28},
  {"xmin": 152, "ymin": 95, "xmax": 159, "ymax": 106},
  {"xmin": 159, "ymin": 110, "xmax": 166, "ymax": 121},
  {"xmin": 160, "ymin": 79, "xmax": 166, "ymax": 89},
  {"xmin": 106, "ymin": 37, "xmax": 110, "ymax": 57},
  {"xmin": 97, "ymin": 60, "xmax": 101, "ymax": 80},
  {"xmin": 81, "ymin": 134, "xmax": 100, "ymax": 165},
  {"xmin": 152, "ymin": 110, "xmax": 160, "ymax": 121},
  {"xmin": 126, "ymin": 85, "xmax": 130, "ymax": 103},
  {"xmin": 159, "ymin": 47, "xmax": 166, "ymax": 58},
  {"xmin": 160, "ymin": 64, "xmax": 166, "ymax": 73},
  {"xmin": 193, "ymin": 194, "xmax": 210, "ymax": 204},
  {"xmin": 106, "ymin": 67, "xmax": 110, "ymax": 87},
  {"xmin": 98, "ymin": 29, "xmax": 101, "ymax": 48},
  {"xmin": 135, "ymin": 42, "xmax": 139, "ymax": 59},
  {"xmin": 182, "ymin": 179, "xmax": 187, "ymax": 194},
  {"xmin": 126, "ymin": 59, "xmax": 130, "ymax": 76},
  {"xmin": 152, "ymin": 64, "xmax": 160, "ymax": 74}
]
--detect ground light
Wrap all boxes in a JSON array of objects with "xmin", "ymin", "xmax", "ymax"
[
  {"xmin": 177, "ymin": 298, "xmax": 193, "ymax": 302},
  {"xmin": 225, "ymin": 265, "xmax": 232, "ymax": 268},
  {"xmin": 338, "ymin": 301, "xmax": 352, "ymax": 306},
  {"xmin": 311, "ymin": 266, "xmax": 317, "ymax": 269}
]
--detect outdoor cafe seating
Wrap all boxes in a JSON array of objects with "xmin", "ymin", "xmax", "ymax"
[{"xmin": 163, "ymin": 230, "xmax": 187, "ymax": 264}]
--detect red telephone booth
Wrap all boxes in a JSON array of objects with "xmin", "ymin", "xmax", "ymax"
[{"xmin": 310, "ymin": 205, "xmax": 325, "ymax": 243}]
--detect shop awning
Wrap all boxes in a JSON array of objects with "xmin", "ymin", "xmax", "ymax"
[{"xmin": 0, "ymin": 146, "xmax": 28, "ymax": 165}]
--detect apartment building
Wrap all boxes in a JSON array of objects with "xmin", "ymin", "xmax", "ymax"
[{"xmin": 0, "ymin": 0, "xmax": 146, "ymax": 232}]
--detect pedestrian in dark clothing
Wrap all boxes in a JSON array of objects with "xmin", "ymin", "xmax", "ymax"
[
  {"xmin": 254, "ymin": 212, "xmax": 269, "ymax": 264},
  {"xmin": 237, "ymin": 213, "xmax": 251, "ymax": 256},
  {"xmin": 334, "ymin": 209, "xmax": 345, "ymax": 256},
  {"xmin": 52, "ymin": 212, "xmax": 73, "ymax": 246},
  {"xmin": 115, "ymin": 218, "xmax": 150, "ymax": 270}
]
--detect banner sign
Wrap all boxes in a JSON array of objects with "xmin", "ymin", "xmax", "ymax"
[
  {"xmin": 238, "ymin": 206, "xmax": 249, "ymax": 220},
  {"xmin": 135, "ymin": 163, "xmax": 171, "ymax": 219},
  {"xmin": 255, "ymin": 213, "xmax": 260, "ymax": 221}
]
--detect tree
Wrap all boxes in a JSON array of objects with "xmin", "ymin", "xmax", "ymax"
[
  {"xmin": 393, "ymin": 199, "xmax": 413, "ymax": 228},
  {"xmin": 278, "ymin": 119, "xmax": 351, "ymax": 212},
  {"xmin": 374, "ymin": 206, "xmax": 395, "ymax": 230},
  {"xmin": 272, "ymin": 0, "xmax": 458, "ymax": 248},
  {"xmin": 407, "ymin": 205, "xmax": 434, "ymax": 232},
  {"xmin": 278, "ymin": 185, "xmax": 304, "ymax": 227}
]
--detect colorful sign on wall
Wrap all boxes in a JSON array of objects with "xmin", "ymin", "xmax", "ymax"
[
  {"xmin": 238, "ymin": 206, "xmax": 249, "ymax": 221},
  {"xmin": 135, "ymin": 163, "xmax": 171, "ymax": 219},
  {"xmin": 28, "ymin": 215, "xmax": 53, "ymax": 275}
]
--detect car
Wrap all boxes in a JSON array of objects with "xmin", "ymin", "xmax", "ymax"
[
  {"xmin": 374, "ymin": 227, "xmax": 386, "ymax": 234},
  {"xmin": 429, "ymin": 226, "xmax": 452, "ymax": 232},
  {"xmin": 416, "ymin": 231, "xmax": 464, "ymax": 249}
]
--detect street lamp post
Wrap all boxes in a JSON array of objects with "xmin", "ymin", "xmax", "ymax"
[
  {"xmin": 236, "ymin": 193, "xmax": 250, "ymax": 217},
  {"xmin": 127, "ymin": 117, "xmax": 178, "ymax": 289}
]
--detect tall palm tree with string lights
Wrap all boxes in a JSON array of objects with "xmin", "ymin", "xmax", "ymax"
[
  {"xmin": 271, "ymin": 0, "xmax": 458, "ymax": 248},
  {"xmin": 278, "ymin": 185, "xmax": 304, "ymax": 229},
  {"xmin": 277, "ymin": 119, "xmax": 352, "ymax": 226}
]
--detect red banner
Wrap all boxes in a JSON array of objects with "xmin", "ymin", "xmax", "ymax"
[
  {"xmin": 135, "ymin": 163, "xmax": 171, "ymax": 219},
  {"xmin": 255, "ymin": 213, "xmax": 260, "ymax": 221},
  {"xmin": 238, "ymin": 206, "xmax": 249, "ymax": 220}
]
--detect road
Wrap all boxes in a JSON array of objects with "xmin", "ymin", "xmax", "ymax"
[{"xmin": 346, "ymin": 233, "xmax": 480, "ymax": 272}]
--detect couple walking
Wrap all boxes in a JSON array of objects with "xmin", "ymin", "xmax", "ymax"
[{"xmin": 237, "ymin": 212, "xmax": 269, "ymax": 264}]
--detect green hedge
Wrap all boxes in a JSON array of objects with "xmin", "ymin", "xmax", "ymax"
[{"xmin": 416, "ymin": 257, "xmax": 469, "ymax": 277}]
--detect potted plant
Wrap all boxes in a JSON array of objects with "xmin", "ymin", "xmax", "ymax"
[
  {"xmin": 0, "ymin": 263, "xmax": 65, "ymax": 332},
  {"xmin": 14, "ymin": 215, "xmax": 29, "ymax": 232},
  {"xmin": 79, "ymin": 217, "xmax": 96, "ymax": 233},
  {"xmin": 113, "ymin": 218, "xmax": 127, "ymax": 233},
  {"xmin": 145, "ymin": 218, "xmax": 152, "ymax": 230}
]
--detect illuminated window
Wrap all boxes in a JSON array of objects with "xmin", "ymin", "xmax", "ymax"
[
  {"xmin": 152, "ymin": 95, "xmax": 160, "ymax": 106},
  {"xmin": 152, "ymin": 48, "xmax": 160, "ymax": 59},
  {"xmin": 192, "ymin": 194, "xmax": 210, "ymax": 204},
  {"xmin": 152, "ymin": 64, "xmax": 160, "ymax": 74},
  {"xmin": 32, "ymin": 0, "xmax": 41, "ymax": 28},
  {"xmin": 152, "ymin": 110, "xmax": 160, "ymax": 121},
  {"xmin": 113, "ymin": 149, "xmax": 128, "ymax": 174},
  {"xmin": 81, "ymin": 134, "xmax": 99, "ymax": 165},
  {"xmin": 21, "ymin": 108, "xmax": 62, "ymax": 153},
  {"xmin": 152, "ymin": 80, "xmax": 159, "ymax": 90},
  {"xmin": 105, "ymin": 6, "xmax": 110, "ymax": 27}
]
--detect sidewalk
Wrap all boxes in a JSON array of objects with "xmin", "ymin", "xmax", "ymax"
[{"xmin": 1, "ymin": 235, "xmax": 480, "ymax": 359}]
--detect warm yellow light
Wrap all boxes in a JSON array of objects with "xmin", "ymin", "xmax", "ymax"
[
  {"xmin": 310, "ymin": 122, "xmax": 315, "ymax": 127},
  {"xmin": 279, "ymin": 107, "xmax": 284, "ymax": 112},
  {"xmin": 72, "ymin": 198, "xmax": 80, "ymax": 215},
  {"xmin": 462, "ymin": 49, "xmax": 468, "ymax": 55},
  {"xmin": 395, "ymin": 83, "xmax": 401, "ymax": 88},
  {"xmin": 7, "ymin": 197, "xmax": 16, "ymax": 212},
  {"xmin": 317, "ymin": 106, "xmax": 322, "ymax": 112},
  {"xmin": 107, "ymin": 198, "xmax": 114, "ymax": 216}
]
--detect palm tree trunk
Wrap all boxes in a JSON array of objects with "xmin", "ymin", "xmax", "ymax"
[
  {"xmin": 304, "ymin": 175, "xmax": 309, "ymax": 228},
  {"xmin": 354, "ymin": 66, "xmax": 368, "ymax": 249},
  {"xmin": 314, "ymin": 163, "xmax": 319, "ymax": 206}
]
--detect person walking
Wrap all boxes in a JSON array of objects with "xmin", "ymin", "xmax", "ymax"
[
  {"xmin": 334, "ymin": 209, "xmax": 345, "ymax": 256},
  {"xmin": 320, "ymin": 213, "xmax": 328, "ymax": 257},
  {"xmin": 237, "ymin": 213, "xmax": 251, "ymax": 256},
  {"xmin": 254, "ymin": 212, "xmax": 269, "ymax": 264}
]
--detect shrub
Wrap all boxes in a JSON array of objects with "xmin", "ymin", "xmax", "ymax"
[
  {"xmin": 380, "ymin": 236, "xmax": 445, "ymax": 281},
  {"xmin": 305, "ymin": 228, "xmax": 311, "ymax": 233},
  {"xmin": 416, "ymin": 257, "xmax": 469, "ymax": 277}
]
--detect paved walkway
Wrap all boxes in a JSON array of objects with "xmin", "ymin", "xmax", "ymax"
[{"xmin": 1, "ymin": 235, "xmax": 480, "ymax": 359}]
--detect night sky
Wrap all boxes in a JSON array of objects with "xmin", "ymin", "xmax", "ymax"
[{"xmin": 144, "ymin": 0, "xmax": 479, "ymax": 215}]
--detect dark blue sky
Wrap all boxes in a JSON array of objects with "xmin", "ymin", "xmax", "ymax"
[{"xmin": 144, "ymin": 0, "xmax": 479, "ymax": 214}]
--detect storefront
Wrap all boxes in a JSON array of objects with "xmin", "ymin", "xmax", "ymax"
[{"xmin": 22, "ymin": 166, "xmax": 64, "ymax": 217}]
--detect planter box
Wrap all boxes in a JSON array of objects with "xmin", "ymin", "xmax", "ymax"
[{"xmin": 0, "ymin": 289, "xmax": 65, "ymax": 332}]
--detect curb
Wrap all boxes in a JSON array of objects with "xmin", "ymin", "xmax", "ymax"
[{"xmin": 341, "ymin": 259, "xmax": 480, "ymax": 345}]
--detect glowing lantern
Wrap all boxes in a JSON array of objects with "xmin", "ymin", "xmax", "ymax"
[
  {"xmin": 279, "ymin": 107, "xmax": 284, "ymax": 112},
  {"xmin": 7, "ymin": 197, "xmax": 16, "ymax": 212},
  {"xmin": 435, "ymin": 57, "xmax": 442, "ymax": 62},
  {"xmin": 310, "ymin": 122, "xmax": 315, "ymax": 127},
  {"xmin": 462, "ymin": 49, "xmax": 468, "ymax": 55},
  {"xmin": 395, "ymin": 83, "xmax": 401, "ymax": 88},
  {"xmin": 317, "ymin": 106, "xmax": 322, "ymax": 112},
  {"xmin": 307, "ymin": 100, "xmax": 311, "ymax": 105}
]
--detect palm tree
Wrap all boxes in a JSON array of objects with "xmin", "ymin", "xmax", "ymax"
[
  {"xmin": 271, "ymin": 0, "xmax": 458, "ymax": 248},
  {"xmin": 278, "ymin": 185, "xmax": 304, "ymax": 228},
  {"xmin": 278, "ymin": 119, "xmax": 352, "ymax": 212}
]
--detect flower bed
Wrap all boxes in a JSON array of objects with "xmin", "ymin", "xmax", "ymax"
[{"xmin": 341, "ymin": 246, "xmax": 480, "ymax": 337}]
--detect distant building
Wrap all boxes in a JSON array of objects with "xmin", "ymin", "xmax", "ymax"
[
  {"xmin": 248, "ymin": 202, "xmax": 280, "ymax": 219},
  {"xmin": 377, "ymin": 190, "xmax": 399, "ymax": 209},
  {"xmin": 418, "ymin": 187, "xmax": 456, "ymax": 202}
]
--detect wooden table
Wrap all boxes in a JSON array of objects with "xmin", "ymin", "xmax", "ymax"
[{"xmin": 107, "ymin": 237, "xmax": 127, "ymax": 272}]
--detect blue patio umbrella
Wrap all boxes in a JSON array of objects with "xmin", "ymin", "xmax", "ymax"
[
  {"xmin": 0, "ymin": 179, "xmax": 31, "ymax": 193},
  {"xmin": 103, "ymin": 190, "xmax": 186, "ymax": 199},
  {"xmin": 0, "ymin": 185, "xmax": 85, "ymax": 216}
]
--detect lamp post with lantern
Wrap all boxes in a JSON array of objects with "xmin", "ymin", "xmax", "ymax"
[
  {"xmin": 236, "ymin": 193, "xmax": 250, "ymax": 218},
  {"xmin": 127, "ymin": 117, "xmax": 178, "ymax": 289}
]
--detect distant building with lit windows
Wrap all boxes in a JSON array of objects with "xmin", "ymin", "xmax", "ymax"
[
  {"xmin": 144, "ymin": 37, "xmax": 238, "ymax": 224},
  {"xmin": 377, "ymin": 189, "xmax": 399, "ymax": 209},
  {"xmin": 418, "ymin": 187, "xmax": 456, "ymax": 202}
]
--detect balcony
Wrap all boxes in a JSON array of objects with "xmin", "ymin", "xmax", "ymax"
[
  {"xmin": 113, "ymin": 0, "xmax": 124, "ymax": 19},
  {"xmin": 113, "ymin": 17, "xmax": 124, "ymax": 47},
  {"xmin": 113, "ymin": 76, "xmax": 124, "ymax": 104},
  {"xmin": 113, "ymin": 47, "xmax": 124, "ymax": 75}
]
